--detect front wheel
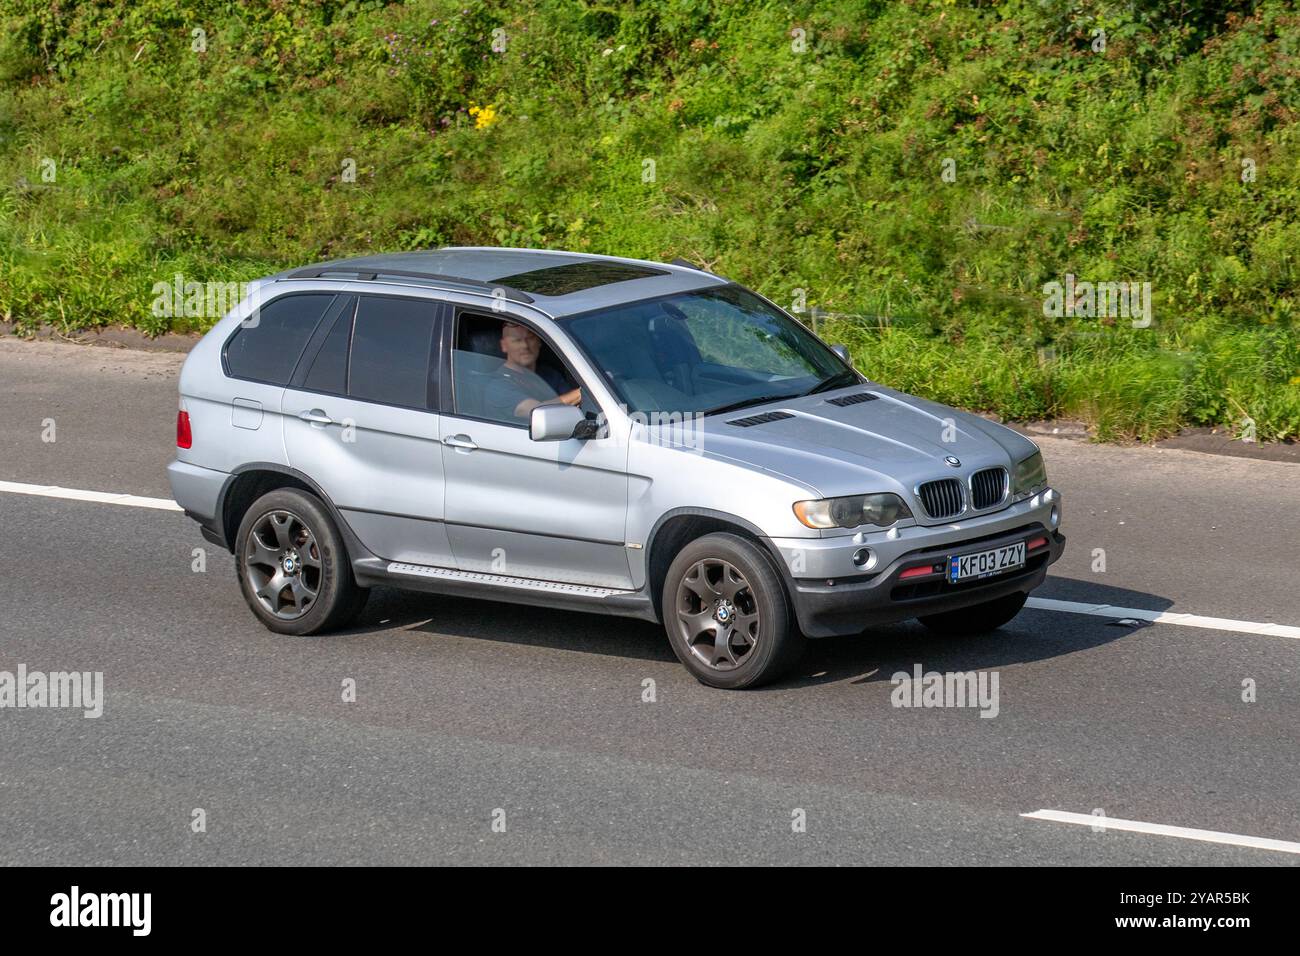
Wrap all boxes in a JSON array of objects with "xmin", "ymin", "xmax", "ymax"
[
  {"xmin": 662, "ymin": 533, "xmax": 803, "ymax": 689},
  {"xmin": 235, "ymin": 488, "xmax": 368, "ymax": 636},
  {"xmin": 917, "ymin": 590, "xmax": 1027, "ymax": 636}
]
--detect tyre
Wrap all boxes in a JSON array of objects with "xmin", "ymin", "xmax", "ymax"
[
  {"xmin": 917, "ymin": 590, "xmax": 1027, "ymax": 636},
  {"xmin": 234, "ymin": 488, "xmax": 368, "ymax": 636},
  {"xmin": 662, "ymin": 532, "xmax": 803, "ymax": 689}
]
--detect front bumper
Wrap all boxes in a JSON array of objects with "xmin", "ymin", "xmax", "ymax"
[{"xmin": 775, "ymin": 491, "xmax": 1065, "ymax": 637}]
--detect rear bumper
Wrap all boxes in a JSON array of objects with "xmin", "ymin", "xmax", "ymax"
[
  {"xmin": 788, "ymin": 524, "xmax": 1065, "ymax": 637},
  {"xmin": 167, "ymin": 459, "xmax": 231, "ymax": 548}
]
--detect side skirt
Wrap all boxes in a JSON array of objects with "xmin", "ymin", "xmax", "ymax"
[{"xmin": 351, "ymin": 558, "xmax": 659, "ymax": 623}]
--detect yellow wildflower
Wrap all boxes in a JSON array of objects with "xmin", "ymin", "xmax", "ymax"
[{"xmin": 469, "ymin": 104, "xmax": 498, "ymax": 130}]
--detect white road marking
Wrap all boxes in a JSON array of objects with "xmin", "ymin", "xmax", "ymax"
[
  {"xmin": 1026, "ymin": 596, "xmax": 1300, "ymax": 639},
  {"xmin": 1, "ymin": 479, "xmax": 1299, "ymax": 640},
  {"xmin": 1022, "ymin": 809, "xmax": 1300, "ymax": 856},
  {"xmin": 0, "ymin": 479, "xmax": 182, "ymax": 512}
]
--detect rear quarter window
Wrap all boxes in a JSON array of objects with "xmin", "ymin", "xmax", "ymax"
[
  {"xmin": 299, "ymin": 298, "xmax": 356, "ymax": 396},
  {"xmin": 224, "ymin": 294, "xmax": 336, "ymax": 385}
]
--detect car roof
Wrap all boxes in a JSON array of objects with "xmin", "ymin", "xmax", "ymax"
[{"xmin": 268, "ymin": 247, "xmax": 730, "ymax": 316}]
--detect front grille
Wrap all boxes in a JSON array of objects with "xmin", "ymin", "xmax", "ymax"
[
  {"xmin": 825, "ymin": 391, "xmax": 878, "ymax": 407},
  {"xmin": 917, "ymin": 477, "xmax": 963, "ymax": 519},
  {"xmin": 970, "ymin": 467, "xmax": 1008, "ymax": 510},
  {"xmin": 728, "ymin": 411, "xmax": 794, "ymax": 427}
]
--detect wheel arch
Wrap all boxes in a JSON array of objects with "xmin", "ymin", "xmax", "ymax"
[
  {"xmin": 217, "ymin": 463, "xmax": 375, "ymax": 563},
  {"xmin": 644, "ymin": 507, "xmax": 793, "ymax": 623}
]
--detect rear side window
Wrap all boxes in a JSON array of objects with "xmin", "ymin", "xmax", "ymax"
[
  {"xmin": 348, "ymin": 296, "xmax": 439, "ymax": 409},
  {"xmin": 225, "ymin": 294, "xmax": 335, "ymax": 386},
  {"xmin": 301, "ymin": 299, "xmax": 355, "ymax": 396}
]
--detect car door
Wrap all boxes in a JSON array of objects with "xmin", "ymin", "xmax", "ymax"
[
  {"xmin": 439, "ymin": 309, "xmax": 632, "ymax": 589},
  {"xmin": 281, "ymin": 292, "xmax": 454, "ymax": 567}
]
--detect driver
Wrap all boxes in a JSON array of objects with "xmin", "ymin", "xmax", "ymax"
[{"xmin": 484, "ymin": 321, "xmax": 582, "ymax": 421}]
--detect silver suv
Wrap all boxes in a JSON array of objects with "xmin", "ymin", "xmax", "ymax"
[{"xmin": 169, "ymin": 248, "xmax": 1064, "ymax": 688}]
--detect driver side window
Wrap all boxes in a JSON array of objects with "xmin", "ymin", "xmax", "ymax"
[{"xmin": 451, "ymin": 313, "xmax": 590, "ymax": 426}]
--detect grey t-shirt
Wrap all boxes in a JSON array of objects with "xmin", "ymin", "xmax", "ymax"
[{"xmin": 483, "ymin": 364, "xmax": 558, "ymax": 421}]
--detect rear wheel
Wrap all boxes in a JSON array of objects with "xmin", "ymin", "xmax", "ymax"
[
  {"xmin": 917, "ymin": 590, "xmax": 1027, "ymax": 636},
  {"xmin": 235, "ymin": 488, "xmax": 368, "ymax": 635},
  {"xmin": 662, "ymin": 533, "xmax": 803, "ymax": 689}
]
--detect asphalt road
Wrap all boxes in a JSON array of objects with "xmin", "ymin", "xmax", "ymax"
[{"xmin": 0, "ymin": 338, "xmax": 1297, "ymax": 865}]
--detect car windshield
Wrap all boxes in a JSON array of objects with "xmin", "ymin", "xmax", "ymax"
[{"xmin": 559, "ymin": 285, "xmax": 851, "ymax": 416}]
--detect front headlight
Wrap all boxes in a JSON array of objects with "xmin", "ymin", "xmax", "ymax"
[
  {"xmin": 1012, "ymin": 450, "xmax": 1047, "ymax": 498},
  {"xmin": 793, "ymin": 493, "xmax": 912, "ymax": 530}
]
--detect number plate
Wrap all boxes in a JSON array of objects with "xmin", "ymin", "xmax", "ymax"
[{"xmin": 948, "ymin": 542, "xmax": 1025, "ymax": 583}]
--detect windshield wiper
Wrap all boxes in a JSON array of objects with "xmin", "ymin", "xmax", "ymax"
[
  {"xmin": 804, "ymin": 369, "xmax": 859, "ymax": 396},
  {"xmin": 699, "ymin": 393, "xmax": 797, "ymax": 418}
]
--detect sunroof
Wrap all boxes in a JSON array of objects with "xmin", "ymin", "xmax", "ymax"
[{"xmin": 494, "ymin": 261, "xmax": 669, "ymax": 296}]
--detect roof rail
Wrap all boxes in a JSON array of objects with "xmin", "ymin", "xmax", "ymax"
[{"xmin": 286, "ymin": 267, "xmax": 535, "ymax": 304}]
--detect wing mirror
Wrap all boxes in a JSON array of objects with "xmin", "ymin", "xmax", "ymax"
[{"xmin": 530, "ymin": 403, "xmax": 590, "ymax": 441}]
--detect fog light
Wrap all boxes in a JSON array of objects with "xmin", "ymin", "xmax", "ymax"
[{"xmin": 852, "ymin": 547, "xmax": 873, "ymax": 569}]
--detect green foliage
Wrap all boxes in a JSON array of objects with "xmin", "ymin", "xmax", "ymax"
[{"xmin": 2, "ymin": 0, "xmax": 1298, "ymax": 439}]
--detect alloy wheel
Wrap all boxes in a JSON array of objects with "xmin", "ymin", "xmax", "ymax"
[
  {"xmin": 675, "ymin": 558, "xmax": 760, "ymax": 671},
  {"xmin": 244, "ymin": 509, "xmax": 322, "ymax": 619}
]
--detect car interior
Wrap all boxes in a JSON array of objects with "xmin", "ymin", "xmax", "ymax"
[
  {"xmin": 563, "ymin": 298, "xmax": 797, "ymax": 414},
  {"xmin": 452, "ymin": 313, "xmax": 584, "ymax": 422},
  {"xmin": 452, "ymin": 296, "xmax": 816, "ymax": 425}
]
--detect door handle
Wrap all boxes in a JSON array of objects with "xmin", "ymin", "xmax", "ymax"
[
  {"xmin": 298, "ymin": 409, "xmax": 334, "ymax": 426},
  {"xmin": 443, "ymin": 433, "xmax": 478, "ymax": 451}
]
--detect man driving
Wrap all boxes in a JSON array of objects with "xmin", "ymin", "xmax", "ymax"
[{"xmin": 484, "ymin": 321, "xmax": 582, "ymax": 421}]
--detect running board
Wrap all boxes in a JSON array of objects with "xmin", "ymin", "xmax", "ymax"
[
  {"xmin": 386, "ymin": 562, "xmax": 627, "ymax": 598},
  {"xmin": 354, "ymin": 558, "xmax": 656, "ymax": 621}
]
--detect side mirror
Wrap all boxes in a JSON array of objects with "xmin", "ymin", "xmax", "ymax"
[
  {"xmin": 530, "ymin": 403, "xmax": 586, "ymax": 441},
  {"xmin": 830, "ymin": 343, "xmax": 852, "ymax": 366}
]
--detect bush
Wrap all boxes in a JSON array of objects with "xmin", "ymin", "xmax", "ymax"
[{"xmin": 2, "ymin": 0, "xmax": 1297, "ymax": 439}]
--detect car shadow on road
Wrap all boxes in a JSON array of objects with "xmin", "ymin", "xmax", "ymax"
[
  {"xmin": 786, "ymin": 577, "xmax": 1173, "ymax": 689},
  {"xmin": 348, "ymin": 586, "xmax": 679, "ymax": 663},
  {"xmin": 341, "ymin": 576, "xmax": 1172, "ymax": 687}
]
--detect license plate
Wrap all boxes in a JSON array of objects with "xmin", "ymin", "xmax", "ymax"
[{"xmin": 949, "ymin": 541, "xmax": 1025, "ymax": 583}]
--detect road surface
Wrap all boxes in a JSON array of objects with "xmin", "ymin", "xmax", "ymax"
[{"xmin": 0, "ymin": 338, "xmax": 1296, "ymax": 865}]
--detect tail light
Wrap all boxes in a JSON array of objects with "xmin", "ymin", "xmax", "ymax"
[{"xmin": 176, "ymin": 410, "xmax": 192, "ymax": 449}]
